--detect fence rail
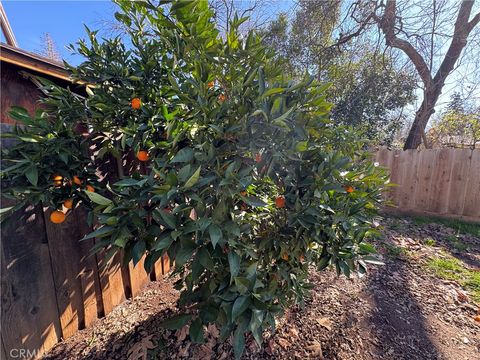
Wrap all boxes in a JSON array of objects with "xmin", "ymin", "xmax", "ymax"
[{"xmin": 375, "ymin": 148, "xmax": 480, "ymax": 222}]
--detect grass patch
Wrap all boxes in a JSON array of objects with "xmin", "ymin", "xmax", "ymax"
[
  {"xmin": 412, "ymin": 216, "xmax": 480, "ymax": 237},
  {"xmin": 424, "ymin": 237, "xmax": 436, "ymax": 246},
  {"xmin": 426, "ymin": 255, "xmax": 480, "ymax": 303}
]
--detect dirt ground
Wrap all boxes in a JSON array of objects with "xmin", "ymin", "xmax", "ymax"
[{"xmin": 43, "ymin": 217, "xmax": 480, "ymax": 360}]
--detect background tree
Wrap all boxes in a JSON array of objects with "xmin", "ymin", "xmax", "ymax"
[
  {"xmin": 335, "ymin": 0, "xmax": 480, "ymax": 149},
  {"xmin": 261, "ymin": 0, "xmax": 416, "ymax": 146},
  {"xmin": 428, "ymin": 92, "xmax": 480, "ymax": 148},
  {"xmin": 36, "ymin": 32, "xmax": 61, "ymax": 62}
]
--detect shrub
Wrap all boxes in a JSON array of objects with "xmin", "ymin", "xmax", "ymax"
[{"xmin": 1, "ymin": 1, "xmax": 388, "ymax": 357}]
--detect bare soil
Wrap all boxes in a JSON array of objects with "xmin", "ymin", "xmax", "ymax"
[{"xmin": 43, "ymin": 217, "xmax": 480, "ymax": 360}]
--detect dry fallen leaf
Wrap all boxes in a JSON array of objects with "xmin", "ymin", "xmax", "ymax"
[
  {"xmin": 206, "ymin": 323, "xmax": 220, "ymax": 339},
  {"xmin": 288, "ymin": 326, "xmax": 299, "ymax": 338},
  {"xmin": 306, "ymin": 340, "xmax": 323, "ymax": 357},
  {"xmin": 316, "ymin": 317, "xmax": 332, "ymax": 331},
  {"xmin": 127, "ymin": 335, "xmax": 155, "ymax": 360},
  {"xmin": 176, "ymin": 325, "xmax": 189, "ymax": 342},
  {"xmin": 277, "ymin": 337, "xmax": 291, "ymax": 349}
]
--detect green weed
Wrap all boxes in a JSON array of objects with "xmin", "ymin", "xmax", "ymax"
[{"xmin": 426, "ymin": 255, "xmax": 480, "ymax": 303}]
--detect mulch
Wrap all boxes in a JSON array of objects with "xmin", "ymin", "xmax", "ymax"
[{"xmin": 43, "ymin": 217, "xmax": 480, "ymax": 360}]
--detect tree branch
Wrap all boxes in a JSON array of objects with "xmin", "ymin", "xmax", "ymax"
[
  {"xmin": 433, "ymin": 1, "xmax": 477, "ymax": 87},
  {"xmin": 376, "ymin": 0, "xmax": 433, "ymax": 88}
]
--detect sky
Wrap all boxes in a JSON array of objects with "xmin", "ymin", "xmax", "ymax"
[
  {"xmin": 2, "ymin": 0, "xmax": 119, "ymax": 64},
  {"xmin": 2, "ymin": 0, "xmax": 293, "ymax": 65}
]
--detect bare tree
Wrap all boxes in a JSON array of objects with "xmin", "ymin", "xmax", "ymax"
[
  {"xmin": 37, "ymin": 32, "xmax": 61, "ymax": 62},
  {"xmin": 335, "ymin": 0, "xmax": 480, "ymax": 149}
]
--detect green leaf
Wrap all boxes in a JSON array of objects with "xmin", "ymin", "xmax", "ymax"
[
  {"xmin": 362, "ymin": 255, "xmax": 384, "ymax": 265},
  {"xmin": 260, "ymin": 87, "xmax": 284, "ymax": 99},
  {"xmin": 132, "ymin": 241, "xmax": 146, "ymax": 266},
  {"xmin": 0, "ymin": 207, "xmax": 13, "ymax": 214},
  {"xmin": 208, "ymin": 224, "xmax": 222, "ymax": 248},
  {"xmin": 295, "ymin": 141, "xmax": 308, "ymax": 152},
  {"xmin": 157, "ymin": 209, "xmax": 176, "ymax": 229},
  {"xmin": 184, "ymin": 166, "xmax": 201, "ymax": 188},
  {"xmin": 189, "ymin": 318, "xmax": 204, "ymax": 343},
  {"xmin": 25, "ymin": 166, "xmax": 38, "ymax": 186},
  {"xmin": 171, "ymin": 147, "xmax": 194, "ymax": 163},
  {"xmin": 198, "ymin": 247, "xmax": 214, "ymax": 270},
  {"xmin": 153, "ymin": 232, "xmax": 174, "ymax": 251},
  {"xmin": 228, "ymin": 251, "xmax": 240, "ymax": 279},
  {"xmin": 84, "ymin": 191, "xmax": 112, "ymax": 206},
  {"xmin": 159, "ymin": 314, "xmax": 192, "ymax": 330},
  {"xmin": 233, "ymin": 325, "xmax": 246, "ymax": 359},
  {"xmin": 114, "ymin": 178, "xmax": 140, "ymax": 187},
  {"xmin": 82, "ymin": 226, "xmax": 115, "ymax": 240},
  {"xmin": 243, "ymin": 196, "xmax": 267, "ymax": 207},
  {"xmin": 232, "ymin": 295, "xmax": 251, "ymax": 320}
]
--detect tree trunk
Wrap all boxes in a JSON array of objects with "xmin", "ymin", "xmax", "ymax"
[{"xmin": 404, "ymin": 99, "xmax": 431, "ymax": 149}]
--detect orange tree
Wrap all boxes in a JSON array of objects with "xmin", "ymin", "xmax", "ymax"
[{"xmin": 1, "ymin": 0, "xmax": 388, "ymax": 357}]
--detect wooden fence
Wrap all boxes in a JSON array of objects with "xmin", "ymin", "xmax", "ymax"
[
  {"xmin": 1, "ymin": 203, "xmax": 170, "ymax": 359},
  {"xmin": 375, "ymin": 148, "xmax": 480, "ymax": 222}
]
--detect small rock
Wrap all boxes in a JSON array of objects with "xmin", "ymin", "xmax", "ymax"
[{"xmin": 462, "ymin": 337, "xmax": 469, "ymax": 344}]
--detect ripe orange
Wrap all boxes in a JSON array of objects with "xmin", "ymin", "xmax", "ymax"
[
  {"xmin": 255, "ymin": 153, "xmax": 262, "ymax": 163},
  {"xmin": 282, "ymin": 253, "xmax": 289, "ymax": 261},
  {"xmin": 50, "ymin": 210, "xmax": 66, "ymax": 224},
  {"xmin": 86, "ymin": 184, "xmax": 95, "ymax": 192},
  {"xmin": 275, "ymin": 196, "xmax": 286, "ymax": 208},
  {"xmin": 344, "ymin": 185, "xmax": 354, "ymax": 193},
  {"xmin": 52, "ymin": 174, "xmax": 63, "ymax": 186},
  {"xmin": 131, "ymin": 97, "xmax": 141, "ymax": 109},
  {"xmin": 63, "ymin": 199, "xmax": 73, "ymax": 209},
  {"xmin": 240, "ymin": 191, "xmax": 247, "ymax": 196},
  {"xmin": 137, "ymin": 150, "xmax": 149, "ymax": 162},
  {"xmin": 207, "ymin": 81, "xmax": 215, "ymax": 88},
  {"xmin": 218, "ymin": 94, "xmax": 226, "ymax": 102},
  {"xmin": 73, "ymin": 176, "xmax": 82, "ymax": 185}
]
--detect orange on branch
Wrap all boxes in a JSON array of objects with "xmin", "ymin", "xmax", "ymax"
[
  {"xmin": 344, "ymin": 185, "xmax": 354, "ymax": 193},
  {"xmin": 63, "ymin": 199, "xmax": 73, "ymax": 209},
  {"xmin": 131, "ymin": 97, "xmax": 142, "ymax": 109},
  {"xmin": 50, "ymin": 210, "xmax": 66, "ymax": 224},
  {"xmin": 218, "ymin": 94, "xmax": 226, "ymax": 102},
  {"xmin": 137, "ymin": 150, "xmax": 149, "ymax": 162},
  {"xmin": 282, "ymin": 253, "xmax": 289, "ymax": 261},
  {"xmin": 86, "ymin": 184, "xmax": 95, "ymax": 192},
  {"xmin": 73, "ymin": 176, "xmax": 82, "ymax": 185},
  {"xmin": 275, "ymin": 196, "xmax": 286, "ymax": 208},
  {"xmin": 207, "ymin": 80, "xmax": 215, "ymax": 89}
]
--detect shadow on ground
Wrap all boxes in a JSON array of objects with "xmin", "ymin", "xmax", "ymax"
[{"xmin": 365, "ymin": 258, "xmax": 441, "ymax": 360}]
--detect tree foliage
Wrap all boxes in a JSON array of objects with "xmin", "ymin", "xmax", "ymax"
[
  {"xmin": 1, "ymin": 0, "xmax": 388, "ymax": 357},
  {"xmin": 261, "ymin": 1, "xmax": 415, "ymax": 145},
  {"xmin": 428, "ymin": 93, "xmax": 480, "ymax": 149}
]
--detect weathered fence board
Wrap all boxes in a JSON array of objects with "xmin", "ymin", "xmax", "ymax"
[
  {"xmin": 463, "ymin": 150, "xmax": 480, "ymax": 218},
  {"xmin": 1, "ymin": 204, "xmax": 169, "ymax": 359},
  {"xmin": 1, "ymin": 205, "xmax": 62, "ymax": 356},
  {"xmin": 377, "ymin": 148, "xmax": 479, "ymax": 222}
]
